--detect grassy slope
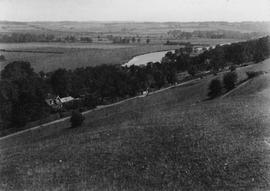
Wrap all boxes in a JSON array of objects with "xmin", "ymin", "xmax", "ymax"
[{"xmin": 1, "ymin": 60, "xmax": 270, "ymax": 190}]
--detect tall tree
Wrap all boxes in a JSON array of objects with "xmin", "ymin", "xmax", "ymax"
[
  {"xmin": 1, "ymin": 61, "xmax": 50, "ymax": 128},
  {"xmin": 50, "ymin": 69, "xmax": 71, "ymax": 97},
  {"xmin": 1, "ymin": 61, "xmax": 35, "ymax": 80}
]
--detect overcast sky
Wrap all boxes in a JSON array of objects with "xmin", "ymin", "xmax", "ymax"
[{"xmin": 0, "ymin": 0, "xmax": 270, "ymax": 22}]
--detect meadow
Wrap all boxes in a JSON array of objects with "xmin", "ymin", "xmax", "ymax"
[
  {"xmin": 0, "ymin": 43, "xmax": 182, "ymax": 72},
  {"xmin": 0, "ymin": 42, "xmax": 133, "ymax": 50},
  {"xmin": 1, "ymin": 59, "xmax": 270, "ymax": 190},
  {"xmin": 1, "ymin": 20, "xmax": 256, "ymax": 72},
  {"xmin": 0, "ymin": 36, "xmax": 244, "ymax": 72}
]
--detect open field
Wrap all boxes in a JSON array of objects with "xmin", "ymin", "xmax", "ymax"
[
  {"xmin": 0, "ymin": 44, "xmax": 182, "ymax": 72},
  {"xmin": 0, "ymin": 36, "xmax": 245, "ymax": 72},
  {"xmin": 1, "ymin": 21, "xmax": 263, "ymax": 72},
  {"xmin": 1, "ymin": 59, "xmax": 270, "ymax": 190},
  {"xmin": 0, "ymin": 42, "xmax": 134, "ymax": 50}
]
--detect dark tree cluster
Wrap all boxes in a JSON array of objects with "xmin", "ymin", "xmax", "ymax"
[
  {"xmin": 162, "ymin": 36, "xmax": 270, "ymax": 74},
  {"xmin": 110, "ymin": 36, "xmax": 142, "ymax": 44},
  {"xmin": 0, "ymin": 33, "xmax": 94, "ymax": 43},
  {"xmin": 0, "ymin": 60, "xmax": 177, "ymax": 130},
  {"xmin": 112, "ymin": 36, "xmax": 131, "ymax": 44},
  {"xmin": 0, "ymin": 61, "xmax": 50, "ymax": 128},
  {"xmin": 80, "ymin": 37, "xmax": 93, "ymax": 43},
  {"xmin": 223, "ymin": 72, "xmax": 238, "ymax": 90},
  {"xmin": 64, "ymin": 35, "xmax": 76, "ymax": 42},
  {"xmin": 208, "ymin": 72, "xmax": 238, "ymax": 99},
  {"xmin": 48, "ymin": 62, "xmax": 177, "ymax": 103},
  {"xmin": 168, "ymin": 30, "xmax": 261, "ymax": 40}
]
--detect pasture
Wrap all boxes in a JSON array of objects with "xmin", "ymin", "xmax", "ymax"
[
  {"xmin": 1, "ymin": 21, "xmax": 254, "ymax": 73},
  {"xmin": 0, "ymin": 36, "xmax": 243, "ymax": 72},
  {"xmin": 1, "ymin": 59, "xmax": 270, "ymax": 190},
  {"xmin": 0, "ymin": 43, "xmax": 182, "ymax": 72}
]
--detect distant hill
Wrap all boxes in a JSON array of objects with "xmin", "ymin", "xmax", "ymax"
[{"xmin": 0, "ymin": 21, "xmax": 269, "ymax": 35}]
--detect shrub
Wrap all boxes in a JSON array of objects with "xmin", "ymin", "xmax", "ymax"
[
  {"xmin": 246, "ymin": 71, "xmax": 264, "ymax": 79},
  {"xmin": 188, "ymin": 65, "xmax": 197, "ymax": 76},
  {"xmin": 84, "ymin": 95, "xmax": 98, "ymax": 109},
  {"xmin": 229, "ymin": 65, "xmax": 236, "ymax": 71},
  {"xmin": 208, "ymin": 78, "xmax": 222, "ymax": 98},
  {"xmin": 70, "ymin": 110, "xmax": 85, "ymax": 128},
  {"xmin": 0, "ymin": 55, "xmax": 5, "ymax": 61},
  {"xmin": 63, "ymin": 100, "xmax": 81, "ymax": 110},
  {"xmin": 223, "ymin": 72, "xmax": 238, "ymax": 91}
]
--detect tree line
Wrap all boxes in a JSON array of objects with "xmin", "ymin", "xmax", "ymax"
[
  {"xmin": 167, "ymin": 30, "xmax": 261, "ymax": 40},
  {"xmin": 110, "ymin": 36, "xmax": 149, "ymax": 44},
  {"xmin": 0, "ymin": 36, "xmax": 269, "ymax": 130},
  {"xmin": 0, "ymin": 33, "xmax": 56, "ymax": 43},
  {"xmin": 162, "ymin": 36, "xmax": 270, "ymax": 74},
  {"xmin": 0, "ymin": 60, "xmax": 176, "ymax": 129},
  {"xmin": 0, "ymin": 33, "xmax": 94, "ymax": 43},
  {"xmin": 0, "ymin": 32, "xmax": 150, "ymax": 44}
]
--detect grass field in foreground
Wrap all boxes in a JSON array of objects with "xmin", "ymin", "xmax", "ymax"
[{"xmin": 1, "ymin": 60, "xmax": 270, "ymax": 190}]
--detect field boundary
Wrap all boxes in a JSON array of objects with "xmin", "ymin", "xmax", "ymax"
[{"xmin": 0, "ymin": 49, "xmax": 64, "ymax": 54}]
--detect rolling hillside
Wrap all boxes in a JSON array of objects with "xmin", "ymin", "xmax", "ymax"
[{"xmin": 1, "ymin": 60, "xmax": 270, "ymax": 190}]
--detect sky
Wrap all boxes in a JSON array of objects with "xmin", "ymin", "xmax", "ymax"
[{"xmin": 0, "ymin": 0, "xmax": 270, "ymax": 22}]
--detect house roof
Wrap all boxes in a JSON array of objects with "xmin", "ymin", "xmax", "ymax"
[{"xmin": 60, "ymin": 96, "xmax": 74, "ymax": 103}]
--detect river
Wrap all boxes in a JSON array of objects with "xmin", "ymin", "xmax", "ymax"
[{"xmin": 123, "ymin": 50, "xmax": 175, "ymax": 67}]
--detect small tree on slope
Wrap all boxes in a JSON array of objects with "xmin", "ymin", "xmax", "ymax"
[
  {"xmin": 223, "ymin": 72, "xmax": 238, "ymax": 91},
  {"xmin": 70, "ymin": 110, "xmax": 85, "ymax": 128},
  {"xmin": 208, "ymin": 78, "xmax": 222, "ymax": 98}
]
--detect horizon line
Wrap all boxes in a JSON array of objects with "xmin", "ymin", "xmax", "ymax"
[{"xmin": 1, "ymin": 20, "xmax": 270, "ymax": 23}]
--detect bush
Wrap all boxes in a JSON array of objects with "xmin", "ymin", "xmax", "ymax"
[
  {"xmin": 0, "ymin": 55, "xmax": 5, "ymax": 61},
  {"xmin": 223, "ymin": 72, "xmax": 238, "ymax": 91},
  {"xmin": 229, "ymin": 65, "xmax": 236, "ymax": 71},
  {"xmin": 84, "ymin": 94, "xmax": 98, "ymax": 109},
  {"xmin": 70, "ymin": 110, "xmax": 85, "ymax": 128},
  {"xmin": 208, "ymin": 78, "xmax": 222, "ymax": 98},
  {"xmin": 246, "ymin": 71, "xmax": 264, "ymax": 79},
  {"xmin": 188, "ymin": 66, "xmax": 197, "ymax": 76},
  {"xmin": 63, "ymin": 100, "xmax": 82, "ymax": 110}
]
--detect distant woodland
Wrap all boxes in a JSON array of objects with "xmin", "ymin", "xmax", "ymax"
[
  {"xmin": 167, "ymin": 30, "xmax": 261, "ymax": 39},
  {"xmin": 0, "ymin": 29, "xmax": 262, "ymax": 43}
]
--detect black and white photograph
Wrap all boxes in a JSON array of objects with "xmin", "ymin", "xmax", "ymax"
[{"xmin": 0, "ymin": 0, "xmax": 270, "ymax": 190}]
